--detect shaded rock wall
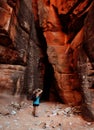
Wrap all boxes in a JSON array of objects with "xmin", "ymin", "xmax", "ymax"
[
  {"xmin": 78, "ymin": 1, "xmax": 94, "ymax": 116},
  {"xmin": 0, "ymin": 64, "xmax": 25, "ymax": 95},
  {"xmin": 0, "ymin": 0, "xmax": 44, "ymax": 97}
]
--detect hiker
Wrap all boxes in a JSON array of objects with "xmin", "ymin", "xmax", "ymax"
[{"xmin": 32, "ymin": 88, "xmax": 43, "ymax": 117}]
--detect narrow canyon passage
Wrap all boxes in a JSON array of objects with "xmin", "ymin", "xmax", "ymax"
[{"xmin": 0, "ymin": 0, "xmax": 94, "ymax": 127}]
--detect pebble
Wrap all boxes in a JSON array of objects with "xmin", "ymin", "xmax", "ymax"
[
  {"xmin": 0, "ymin": 125, "xmax": 3, "ymax": 129},
  {"xmin": 64, "ymin": 107, "xmax": 72, "ymax": 113},
  {"xmin": 34, "ymin": 121, "xmax": 42, "ymax": 125},
  {"xmin": 86, "ymin": 122, "xmax": 92, "ymax": 126},
  {"xmin": 13, "ymin": 120, "xmax": 18, "ymax": 122},
  {"xmin": 69, "ymin": 122, "xmax": 72, "ymax": 125},
  {"xmin": 11, "ymin": 110, "xmax": 16, "ymax": 115}
]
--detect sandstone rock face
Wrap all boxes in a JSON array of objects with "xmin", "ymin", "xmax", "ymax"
[
  {"xmin": 0, "ymin": 64, "xmax": 25, "ymax": 95},
  {"xmin": 0, "ymin": 0, "xmax": 44, "ymax": 97},
  {"xmin": 78, "ymin": 1, "xmax": 94, "ymax": 115},
  {"xmin": 37, "ymin": 0, "xmax": 93, "ymax": 105},
  {"xmin": 0, "ymin": 0, "xmax": 27, "ymax": 96},
  {"xmin": 0, "ymin": 0, "xmax": 12, "ymax": 47},
  {"xmin": 84, "ymin": 2, "xmax": 94, "ymax": 63}
]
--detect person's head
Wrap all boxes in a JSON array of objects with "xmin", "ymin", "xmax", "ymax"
[
  {"xmin": 36, "ymin": 88, "xmax": 42, "ymax": 92},
  {"xmin": 33, "ymin": 88, "xmax": 42, "ymax": 95}
]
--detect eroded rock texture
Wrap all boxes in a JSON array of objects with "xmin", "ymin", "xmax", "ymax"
[
  {"xmin": 0, "ymin": 0, "xmax": 94, "ymax": 117},
  {"xmin": 78, "ymin": 2, "xmax": 94, "ymax": 117},
  {"xmin": 36, "ymin": 0, "xmax": 93, "ymax": 106},
  {"xmin": 0, "ymin": 0, "xmax": 44, "ymax": 96}
]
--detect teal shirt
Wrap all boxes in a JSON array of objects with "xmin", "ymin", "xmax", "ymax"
[{"xmin": 33, "ymin": 96, "xmax": 40, "ymax": 105}]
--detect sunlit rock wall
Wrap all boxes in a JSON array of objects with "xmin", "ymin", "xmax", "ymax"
[{"xmin": 36, "ymin": 0, "xmax": 93, "ymax": 106}]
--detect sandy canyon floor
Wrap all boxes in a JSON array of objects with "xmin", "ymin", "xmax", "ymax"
[{"xmin": 0, "ymin": 94, "xmax": 94, "ymax": 130}]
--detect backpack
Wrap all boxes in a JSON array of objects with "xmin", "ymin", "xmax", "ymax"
[{"xmin": 32, "ymin": 93, "xmax": 36, "ymax": 101}]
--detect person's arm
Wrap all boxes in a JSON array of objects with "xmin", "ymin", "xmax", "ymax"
[{"xmin": 37, "ymin": 89, "xmax": 43, "ymax": 96}]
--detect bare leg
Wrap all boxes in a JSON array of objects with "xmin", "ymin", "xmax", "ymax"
[
  {"xmin": 35, "ymin": 106, "xmax": 39, "ymax": 116},
  {"xmin": 32, "ymin": 106, "xmax": 36, "ymax": 116},
  {"xmin": 33, "ymin": 106, "xmax": 39, "ymax": 117}
]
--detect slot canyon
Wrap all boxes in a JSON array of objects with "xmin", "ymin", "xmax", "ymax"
[{"xmin": 0, "ymin": 0, "xmax": 94, "ymax": 130}]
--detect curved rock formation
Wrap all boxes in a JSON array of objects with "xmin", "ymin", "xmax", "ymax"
[{"xmin": 36, "ymin": 0, "xmax": 93, "ymax": 106}]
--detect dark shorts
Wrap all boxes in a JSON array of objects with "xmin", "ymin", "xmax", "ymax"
[{"xmin": 33, "ymin": 104, "xmax": 39, "ymax": 106}]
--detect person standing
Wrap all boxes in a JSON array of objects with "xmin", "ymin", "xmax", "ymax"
[{"xmin": 32, "ymin": 88, "xmax": 43, "ymax": 117}]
